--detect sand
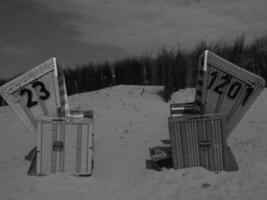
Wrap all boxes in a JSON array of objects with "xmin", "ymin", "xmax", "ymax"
[{"xmin": 0, "ymin": 85, "xmax": 267, "ymax": 200}]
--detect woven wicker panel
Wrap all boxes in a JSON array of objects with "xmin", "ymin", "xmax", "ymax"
[
  {"xmin": 36, "ymin": 116, "xmax": 93, "ymax": 176},
  {"xmin": 168, "ymin": 113, "xmax": 227, "ymax": 172}
]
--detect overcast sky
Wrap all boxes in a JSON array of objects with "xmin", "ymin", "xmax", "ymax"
[{"xmin": 1, "ymin": 0, "xmax": 267, "ymax": 78}]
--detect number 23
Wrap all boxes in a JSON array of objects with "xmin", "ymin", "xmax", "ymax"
[{"xmin": 19, "ymin": 81, "xmax": 50, "ymax": 108}]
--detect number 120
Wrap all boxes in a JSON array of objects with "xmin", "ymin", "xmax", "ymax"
[{"xmin": 207, "ymin": 71, "xmax": 253, "ymax": 106}]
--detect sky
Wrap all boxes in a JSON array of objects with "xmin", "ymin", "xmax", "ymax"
[{"xmin": 0, "ymin": 0, "xmax": 267, "ymax": 78}]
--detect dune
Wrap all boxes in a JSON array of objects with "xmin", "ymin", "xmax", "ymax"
[{"xmin": 0, "ymin": 85, "xmax": 267, "ymax": 200}]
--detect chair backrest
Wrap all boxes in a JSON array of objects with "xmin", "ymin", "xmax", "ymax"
[
  {"xmin": 194, "ymin": 50, "xmax": 265, "ymax": 136},
  {"xmin": 0, "ymin": 58, "xmax": 70, "ymax": 140}
]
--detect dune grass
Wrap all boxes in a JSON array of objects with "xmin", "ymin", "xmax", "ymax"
[
  {"xmin": 1, "ymin": 35, "xmax": 267, "ymax": 105},
  {"xmin": 63, "ymin": 35, "xmax": 267, "ymax": 101}
]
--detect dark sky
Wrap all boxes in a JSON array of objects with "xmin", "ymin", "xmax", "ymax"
[
  {"xmin": 1, "ymin": 0, "xmax": 267, "ymax": 78},
  {"xmin": 0, "ymin": 0, "xmax": 125, "ymax": 78}
]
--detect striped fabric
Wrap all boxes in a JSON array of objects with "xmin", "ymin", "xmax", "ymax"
[
  {"xmin": 170, "ymin": 102, "xmax": 195, "ymax": 117},
  {"xmin": 36, "ymin": 116, "xmax": 94, "ymax": 176},
  {"xmin": 194, "ymin": 50, "xmax": 265, "ymax": 136},
  {"xmin": 194, "ymin": 51, "xmax": 209, "ymax": 114},
  {"xmin": 168, "ymin": 113, "xmax": 228, "ymax": 172},
  {"xmin": 57, "ymin": 65, "xmax": 70, "ymax": 117},
  {"xmin": 70, "ymin": 110, "xmax": 94, "ymax": 118}
]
